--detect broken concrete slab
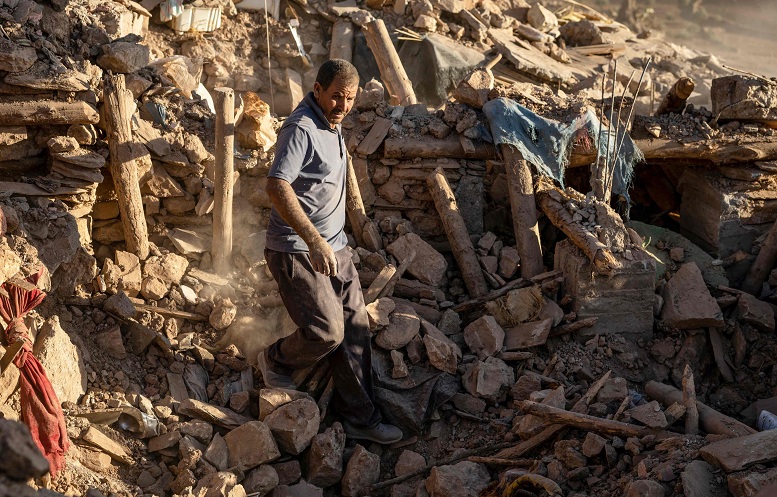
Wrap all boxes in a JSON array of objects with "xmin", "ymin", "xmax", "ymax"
[
  {"xmin": 661, "ymin": 262, "xmax": 724, "ymax": 329},
  {"xmin": 700, "ymin": 429, "xmax": 777, "ymax": 472},
  {"xmin": 711, "ymin": 76, "xmax": 777, "ymax": 122}
]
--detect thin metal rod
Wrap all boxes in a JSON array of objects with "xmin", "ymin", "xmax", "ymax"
[
  {"xmin": 264, "ymin": 3, "xmax": 275, "ymax": 112},
  {"xmin": 603, "ymin": 59, "xmax": 617, "ymax": 201},
  {"xmin": 614, "ymin": 57, "xmax": 652, "ymax": 160},
  {"xmin": 606, "ymin": 69, "xmax": 635, "ymax": 197}
]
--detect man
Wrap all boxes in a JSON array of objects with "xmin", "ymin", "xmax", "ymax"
[{"xmin": 260, "ymin": 59, "xmax": 402, "ymax": 444}]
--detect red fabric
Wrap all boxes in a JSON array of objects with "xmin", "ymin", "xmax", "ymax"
[{"xmin": 1, "ymin": 269, "xmax": 70, "ymax": 478}]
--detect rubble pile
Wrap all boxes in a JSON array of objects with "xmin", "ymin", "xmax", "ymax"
[{"xmin": 2, "ymin": 0, "xmax": 777, "ymax": 495}]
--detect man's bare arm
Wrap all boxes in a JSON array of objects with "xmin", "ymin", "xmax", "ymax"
[{"xmin": 266, "ymin": 177, "xmax": 338, "ymax": 276}]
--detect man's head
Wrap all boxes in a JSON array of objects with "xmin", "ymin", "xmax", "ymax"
[{"xmin": 313, "ymin": 59, "xmax": 360, "ymax": 128}]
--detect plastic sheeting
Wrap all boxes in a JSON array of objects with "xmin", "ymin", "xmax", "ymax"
[{"xmin": 483, "ymin": 97, "xmax": 643, "ymax": 202}]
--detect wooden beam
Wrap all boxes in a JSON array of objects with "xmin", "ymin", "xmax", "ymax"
[
  {"xmin": 427, "ymin": 167, "xmax": 489, "ymax": 297},
  {"xmin": 103, "ymin": 74, "xmax": 149, "ymax": 260},
  {"xmin": 212, "ymin": 88, "xmax": 236, "ymax": 274},
  {"xmin": 502, "ymin": 145, "xmax": 544, "ymax": 278},
  {"xmin": 0, "ymin": 98, "xmax": 99, "ymax": 126},
  {"xmin": 362, "ymin": 19, "xmax": 417, "ymax": 106}
]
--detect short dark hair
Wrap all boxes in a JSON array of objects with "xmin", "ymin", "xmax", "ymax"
[{"xmin": 316, "ymin": 59, "xmax": 359, "ymax": 90}]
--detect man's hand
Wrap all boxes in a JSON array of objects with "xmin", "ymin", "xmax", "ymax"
[{"xmin": 309, "ymin": 237, "xmax": 338, "ymax": 276}]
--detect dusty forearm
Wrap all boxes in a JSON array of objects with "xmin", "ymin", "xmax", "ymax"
[{"xmin": 266, "ymin": 177, "xmax": 323, "ymax": 247}]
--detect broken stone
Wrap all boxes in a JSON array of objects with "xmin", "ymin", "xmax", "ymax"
[
  {"xmin": 464, "ymin": 315, "xmax": 505, "ymax": 359},
  {"xmin": 559, "ymin": 19, "xmax": 604, "ymax": 47},
  {"xmin": 582, "ymin": 432, "xmax": 607, "ymax": 457},
  {"xmin": 0, "ymin": 419, "xmax": 50, "ymax": 480},
  {"xmin": 204, "ymin": 433, "xmax": 229, "ymax": 471},
  {"xmin": 712, "ymin": 76, "xmax": 777, "ymax": 121},
  {"xmin": 305, "ymin": 422, "xmax": 346, "ymax": 488},
  {"xmin": 681, "ymin": 460, "xmax": 726, "ymax": 497},
  {"xmin": 425, "ymin": 461, "xmax": 490, "ymax": 497},
  {"xmin": 462, "ymin": 356, "xmax": 514, "ymax": 402},
  {"xmin": 272, "ymin": 460, "xmax": 301, "ymax": 486},
  {"xmin": 0, "ymin": 243, "xmax": 22, "ymax": 284},
  {"xmin": 510, "ymin": 372, "xmax": 542, "ymax": 401},
  {"xmin": 141, "ymin": 276, "xmax": 168, "ymax": 300},
  {"xmin": 391, "ymin": 350, "xmax": 409, "ymax": 378},
  {"xmin": 167, "ymin": 228, "xmax": 210, "ymax": 253},
  {"xmin": 627, "ymin": 401, "xmax": 668, "ymax": 429},
  {"xmin": 452, "ymin": 393, "xmax": 486, "ymax": 415},
  {"xmin": 453, "ymin": 67, "xmax": 493, "ymax": 109},
  {"xmin": 244, "ymin": 465, "xmax": 279, "ymax": 495},
  {"xmin": 376, "ymin": 301, "xmax": 420, "ymax": 350},
  {"xmin": 422, "ymin": 319, "xmax": 462, "ymax": 374},
  {"xmin": 737, "ymin": 293, "xmax": 775, "ymax": 333},
  {"xmin": 144, "ymin": 253, "xmax": 188, "ymax": 288},
  {"xmin": 148, "ymin": 430, "xmax": 182, "ymax": 452},
  {"xmin": 210, "ymin": 298, "xmax": 237, "ymax": 330},
  {"xmin": 179, "ymin": 398, "xmax": 252, "ymax": 429},
  {"xmin": 626, "ymin": 480, "xmax": 665, "ymax": 497},
  {"xmin": 527, "ymin": 3, "xmax": 557, "ymax": 32},
  {"xmin": 98, "ymin": 41, "xmax": 150, "ymax": 73},
  {"xmin": 0, "ymin": 39, "xmax": 37, "ymax": 73},
  {"xmin": 437, "ymin": 309, "xmax": 461, "ymax": 335},
  {"xmin": 259, "ymin": 389, "xmax": 310, "ymax": 421},
  {"xmin": 94, "ymin": 326, "xmax": 127, "ymax": 359},
  {"xmin": 596, "ymin": 377, "xmax": 629, "ymax": 404},
  {"xmin": 103, "ymin": 291, "xmax": 136, "ymax": 320},
  {"xmin": 387, "ymin": 233, "xmax": 448, "ymax": 287},
  {"xmin": 33, "ymin": 316, "xmax": 87, "ymax": 404},
  {"xmin": 366, "ymin": 297, "xmax": 395, "ymax": 330},
  {"xmin": 555, "ymin": 439, "xmax": 587, "ymax": 469},
  {"xmin": 180, "ymin": 420, "xmax": 213, "ymax": 444},
  {"xmin": 727, "ymin": 466, "xmax": 777, "ymax": 497},
  {"xmin": 264, "ymin": 398, "xmax": 320, "ymax": 455},
  {"xmin": 504, "ymin": 318, "xmax": 552, "ymax": 350},
  {"xmin": 517, "ymin": 386, "xmax": 566, "ymax": 438},
  {"xmin": 660, "ymin": 263, "xmax": 723, "ymax": 329},
  {"xmin": 700, "ymin": 429, "xmax": 777, "ymax": 473},
  {"xmin": 341, "ymin": 445, "xmax": 380, "ymax": 497},
  {"xmin": 236, "ymin": 92, "xmax": 277, "ymax": 152},
  {"xmin": 355, "ymin": 79, "xmax": 385, "ymax": 111},
  {"xmin": 193, "ymin": 472, "xmax": 239, "ymax": 497},
  {"xmin": 669, "ymin": 247, "xmax": 685, "ymax": 262},
  {"xmin": 272, "ymin": 481, "xmax": 323, "ymax": 496},
  {"xmin": 223, "ymin": 421, "xmax": 280, "ymax": 471},
  {"xmin": 395, "ymin": 450, "xmax": 425, "ymax": 477}
]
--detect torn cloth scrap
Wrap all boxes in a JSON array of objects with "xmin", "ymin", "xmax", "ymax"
[{"xmin": 482, "ymin": 97, "xmax": 643, "ymax": 202}]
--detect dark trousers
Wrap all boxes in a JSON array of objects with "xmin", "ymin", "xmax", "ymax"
[{"xmin": 264, "ymin": 247, "xmax": 382, "ymax": 428}]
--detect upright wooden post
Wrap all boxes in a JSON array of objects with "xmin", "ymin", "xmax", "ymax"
[
  {"xmin": 501, "ymin": 145, "xmax": 544, "ymax": 278},
  {"xmin": 212, "ymin": 88, "xmax": 235, "ymax": 274},
  {"xmin": 427, "ymin": 167, "xmax": 489, "ymax": 298},
  {"xmin": 103, "ymin": 74, "xmax": 149, "ymax": 260},
  {"xmin": 742, "ymin": 218, "xmax": 777, "ymax": 295},
  {"xmin": 330, "ymin": 20, "xmax": 354, "ymax": 62},
  {"xmin": 362, "ymin": 19, "xmax": 417, "ymax": 106},
  {"xmin": 345, "ymin": 154, "xmax": 382, "ymax": 252}
]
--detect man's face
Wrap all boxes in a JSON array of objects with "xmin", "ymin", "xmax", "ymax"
[{"xmin": 313, "ymin": 76, "xmax": 358, "ymax": 128}]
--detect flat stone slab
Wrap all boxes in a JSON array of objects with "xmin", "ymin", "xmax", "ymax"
[
  {"xmin": 700, "ymin": 428, "xmax": 777, "ymax": 472},
  {"xmin": 660, "ymin": 262, "xmax": 723, "ymax": 329},
  {"xmin": 504, "ymin": 318, "xmax": 552, "ymax": 350},
  {"xmin": 681, "ymin": 460, "xmax": 727, "ymax": 497}
]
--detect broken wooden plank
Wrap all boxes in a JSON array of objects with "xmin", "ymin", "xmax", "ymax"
[
  {"xmin": 427, "ymin": 167, "xmax": 489, "ymax": 297},
  {"xmin": 356, "ymin": 117, "xmax": 393, "ymax": 156},
  {"xmin": 104, "ymin": 74, "xmax": 149, "ymax": 260},
  {"xmin": 682, "ymin": 365, "xmax": 699, "ymax": 435},
  {"xmin": 80, "ymin": 426, "xmax": 133, "ymax": 465},
  {"xmin": 645, "ymin": 380, "xmax": 756, "ymax": 437},
  {"xmin": 502, "ymin": 145, "xmax": 544, "ymax": 278},
  {"xmin": 0, "ymin": 180, "xmax": 88, "ymax": 196},
  {"xmin": 362, "ymin": 19, "xmax": 416, "ymax": 105},
  {"xmin": 548, "ymin": 317, "xmax": 598, "ymax": 337},
  {"xmin": 135, "ymin": 304, "xmax": 208, "ymax": 321},
  {"xmin": 0, "ymin": 98, "xmax": 99, "ymax": 125},
  {"xmin": 363, "ymin": 264, "xmax": 397, "ymax": 304}
]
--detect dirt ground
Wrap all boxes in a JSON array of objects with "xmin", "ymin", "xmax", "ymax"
[{"xmin": 584, "ymin": 0, "xmax": 777, "ymax": 78}]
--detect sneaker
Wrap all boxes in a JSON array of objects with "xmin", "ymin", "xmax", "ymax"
[
  {"xmin": 344, "ymin": 421, "xmax": 403, "ymax": 444},
  {"xmin": 257, "ymin": 350, "xmax": 297, "ymax": 389}
]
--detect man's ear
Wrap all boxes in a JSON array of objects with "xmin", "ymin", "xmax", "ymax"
[{"xmin": 313, "ymin": 82, "xmax": 321, "ymax": 98}]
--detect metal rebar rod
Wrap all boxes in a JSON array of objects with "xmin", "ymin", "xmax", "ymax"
[
  {"xmin": 603, "ymin": 59, "xmax": 617, "ymax": 202},
  {"xmin": 614, "ymin": 57, "xmax": 652, "ymax": 160},
  {"xmin": 606, "ymin": 69, "xmax": 636, "ymax": 199}
]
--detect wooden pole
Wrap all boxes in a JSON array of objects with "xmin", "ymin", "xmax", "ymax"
[
  {"xmin": 362, "ymin": 19, "xmax": 417, "ymax": 106},
  {"xmin": 655, "ymin": 77, "xmax": 695, "ymax": 116},
  {"xmin": 682, "ymin": 365, "xmax": 699, "ymax": 435},
  {"xmin": 742, "ymin": 219, "xmax": 777, "ymax": 295},
  {"xmin": 427, "ymin": 167, "xmax": 489, "ymax": 298},
  {"xmin": 330, "ymin": 20, "xmax": 354, "ymax": 62},
  {"xmin": 501, "ymin": 145, "xmax": 544, "ymax": 278},
  {"xmin": 212, "ymin": 87, "xmax": 235, "ymax": 275},
  {"xmin": 345, "ymin": 154, "xmax": 382, "ymax": 252},
  {"xmin": 103, "ymin": 74, "xmax": 149, "ymax": 260},
  {"xmin": 645, "ymin": 380, "xmax": 756, "ymax": 437}
]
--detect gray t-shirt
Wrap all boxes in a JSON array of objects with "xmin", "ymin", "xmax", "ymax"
[{"xmin": 266, "ymin": 92, "xmax": 348, "ymax": 253}]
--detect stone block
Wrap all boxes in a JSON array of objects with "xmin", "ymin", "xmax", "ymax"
[
  {"xmin": 341, "ymin": 445, "xmax": 379, "ymax": 497},
  {"xmin": 223, "ymin": 421, "xmax": 280, "ymax": 471},
  {"xmin": 304, "ymin": 422, "xmax": 345, "ymax": 487},
  {"xmin": 463, "ymin": 315, "xmax": 504, "ymax": 359},
  {"xmin": 387, "ymin": 233, "xmax": 447, "ymax": 287},
  {"xmin": 711, "ymin": 76, "xmax": 777, "ymax": 121},
  {"xmin": 737, "ymin": 293, "xmax": 775, "ymax": 333},
  {"xmin": 554, "ymin": 240, "xmax": 655, "ymax": 340},
  {"xmin": 661, "ymin": 262, "xmax": 723, "ymax": 329},
  {"xmin": 425, "ymin": 461, "xmax": 490, "ymax": 497},
  {"xmin": 264, "ymin": 398, "xmax": 320, "ymax": 455}
]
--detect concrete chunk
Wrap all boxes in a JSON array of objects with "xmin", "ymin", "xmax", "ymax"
[{"xmin": 661, "ymin": 262, "xmax": 723, "ymax": 329}]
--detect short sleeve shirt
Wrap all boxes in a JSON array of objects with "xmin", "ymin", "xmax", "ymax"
[{"xmin": 266, "ymin": 92, "xmax": 348, "ymax": 253}]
